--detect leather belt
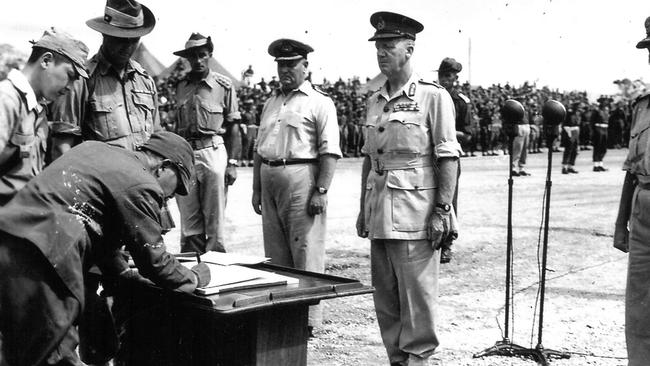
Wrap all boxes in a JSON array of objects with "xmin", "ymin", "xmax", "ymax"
[
  {"xmin": 261, "ymin": 158, "xmax": 319, "ymax": 166},
  {"xmin": 595, "ymin": 123, "xmax": 609, "ymax": 129},
  {"xmin": 187, "ymin": 135, "xmax": 222, "ymax": 150}
]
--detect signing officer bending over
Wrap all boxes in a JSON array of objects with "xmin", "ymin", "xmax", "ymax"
[
  {"xmin": 356, "ymin": 12, "xmax": 461, "ymax": 366},
  {"xmin": 252, "ymin": 39, "xmax": 341, "ymax": 332}
]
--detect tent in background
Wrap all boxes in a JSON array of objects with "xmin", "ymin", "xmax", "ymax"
[
  {"xmin": 158, "ymin": 57, "xmax": 243, "ymax": 88},
  {"xmin": 132, "ymin": 42, "xmax": 166, "ymax": 77}
]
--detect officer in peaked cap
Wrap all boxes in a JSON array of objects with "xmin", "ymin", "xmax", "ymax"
[
  {"xmin": 368, "ymin": 11, "xmax": 424, "ymax": 41},
  {"xmin": 253, "ymin": 38, "xmax": 341, "ymax": 336},
  {"xmin": 616, "ymin": 14, "xmax": 650, "ymax": 366},
  {"xmin": 358, "ymin": 11, "xmax": 461, "ymax": 366},
  {"xmin": 172, "ymin": 31, "xmax": 241, "ymax": 255}
]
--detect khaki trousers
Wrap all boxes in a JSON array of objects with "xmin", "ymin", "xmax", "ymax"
[
  {"xmin": 260, "ymin": 163, "xmax": 325, "ymax": 327},
  {"xmin": 627, "ymin": 186, "xmax": 650, "ymax": 365},
  {"xmin": 371, "ymin": 239, "xmax": 440, "ymax": 364}
]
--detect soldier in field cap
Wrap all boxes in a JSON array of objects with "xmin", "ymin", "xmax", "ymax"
[
  {"xmin": 252, "ymin": 38, "xmax": 341, "ymax": 336},
  {"xmin": 615, "ymin": 15, "xmax": 650, "ymax": 366},
  {"xmin": 0, "ymin": 27, "xmax": 88, "ymax": 205},
  {"xmin": 357, "ymin": 11, "xmax": 461, "ymax": 366},
  {"xmin": 437, "ymin": 56, "xmax": 472, "ymax": 264},
  {"xmin": 172, "ymin": 32, "xmax": 241, "ymax": 254}
]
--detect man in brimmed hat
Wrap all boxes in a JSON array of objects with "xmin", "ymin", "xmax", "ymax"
[
  {"xmin": 437, "ymin": 56, "xmax": 471, "ymax": 264},
  {"xmin": 0, "ymin": 131, "xmax": 210, "ymax": 366},
  {"xmin": 48, "ymin": 0, "xmax": 160, "ymax": 155},
  {"xmin": 171, "ymin": 32, "xmax": 241, "ymax": 254},
  {"xmin": 0, "ymin": 27, "xmax": 88, "ymax": 206},
  {"xmin": 252, "ymin": 38, "xmax": 341, "ymax": 335},
  {"xmin": 356, "ymin": 11, "xmax": 461, "ymax": 366},
  {"xmin": 614, "ymin": 15, "xmax": 650, "ymax": 366}
]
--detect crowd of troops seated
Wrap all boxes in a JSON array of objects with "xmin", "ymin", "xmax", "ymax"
[{"xmin": 154, "ymin": 73, "xmax": 631, "ymax": 162}]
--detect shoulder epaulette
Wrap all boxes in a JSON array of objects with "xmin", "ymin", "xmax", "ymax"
[
  {"xmin": 312, "ymin": 84, "xmax": 329, "ymax": 96},
  {"xmin": 130, "ymin": 59, "xmax": 149, "ymax": 77},
  {"xmin": 418, "ymin": 79, "xmax": 444, "ymax": 89},
  {"xmin": 458, "ymin": 92, "xmax": 471, "ymax": 104},
  {"xmin": 213, "ymin": 72, "xmax": 233, "ymax": 89}
]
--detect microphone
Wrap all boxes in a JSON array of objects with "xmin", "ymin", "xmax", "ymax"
[
  {"xmin": 541, "ymin": 100, "xmax": 566, "ymax": 140},
  {"xmin": 501, "ymin": 99, "xmax": 525, "ymax": 138}
]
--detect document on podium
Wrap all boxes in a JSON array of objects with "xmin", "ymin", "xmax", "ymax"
[
  {"xmin": 181, "ymin": 262, "xmax": 299, "ymax": 296},
  {"xmin": 199, "ymin": 251, "xmax": 270, "ymax": 266}
]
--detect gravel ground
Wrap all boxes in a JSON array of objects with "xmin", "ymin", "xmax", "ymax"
[{"xmin": 166, "ymin": 147, "xmax": 630, "ymax": 366}]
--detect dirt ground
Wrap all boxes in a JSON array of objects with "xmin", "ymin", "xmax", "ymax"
[{"xmin": 166, "ymin": 147, "xmax": 630, "ymax": 366}]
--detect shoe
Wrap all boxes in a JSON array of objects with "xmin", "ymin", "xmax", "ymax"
[
  {"xmin": 593, "ymin": 166, "xmax": 607, "ymax": 172},
  {"xmin": 518, "ymin": 170, "xmax": 530, "ymax": 176},
  {"xmin": 562, "ymin": 168, "xmax": 569, "ymax": 174},
  {"xmin": 567, "ymin": 167, "xmax": 579, "ymax": 174},
  {"xmin": 511, "ymin": 170, "xmax": 520, "ymax": 177},
  {"xmin": 593, "ymin": 167, "xmax": 599, "ymax": 172},
  {"xmin": 440, "ymin": 247, "xmax": 453, "ymax": 264}
]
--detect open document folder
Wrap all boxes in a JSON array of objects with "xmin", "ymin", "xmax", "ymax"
[{"xmin": 181, "ymin": 261, "xmax": 298, "ymax": 296}]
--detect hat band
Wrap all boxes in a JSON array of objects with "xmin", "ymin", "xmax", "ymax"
[
  {"xmin": 104, "ymin": 6, "xmax": 144, "ymax": 29},
  {"xmin": 374, "ymin": 29, "xmax": 415, "ymax": 39},
  {"xmin": 183, "ymin": 39, "xmax": 209, "ymax": 50}
]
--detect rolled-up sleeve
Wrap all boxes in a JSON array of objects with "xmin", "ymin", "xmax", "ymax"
[
  {"xmin": 115, "ymin": 184, "xmax": 196, "ymax": 292},
  {"xmin": 316, "ymin": 97, "xmax": 342, "ymax": 157},
  {"xmin": 431, "ymin": 89, "xmax": 462, "ymax": 158}
]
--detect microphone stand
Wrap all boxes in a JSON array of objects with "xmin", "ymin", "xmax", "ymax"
[
  {"xmin": 475, "ymin": 120, "xmax": 571, "ymax": 365},
  {"xmin": 474, "ymin": 123, "xmax": 533, "ymax": 360}
]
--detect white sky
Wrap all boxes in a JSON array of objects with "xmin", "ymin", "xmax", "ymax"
[{"xmin": 2, "ymin": 0, "xmax": 650, "ymax": 97}]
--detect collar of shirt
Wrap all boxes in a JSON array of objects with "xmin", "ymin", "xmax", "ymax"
[
  {"xmin": 183, "ymin": 72, "xmax": 218, "ymax": 90},
  {"xmin": 377, "ymin": 72, "xmax": 420, "ymax": 103},
  {"xmin": 94, "ymin": 52, "xmax": 146, "ymax": 80},
  {"xmin": 275, "ymin": 80, "xmax": 312, "ymax": 98},
  {"xmin": 7, "ymin": 69, "xmax": 42, "ymax": 113}
]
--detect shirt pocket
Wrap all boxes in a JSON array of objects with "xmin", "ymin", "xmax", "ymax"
[
  {"xmin": 131, "ymin": 90, "xmax": 156, "ymax": 132},
  {"xmin": 386, "ymin": 169, "xmax": 436, "ymax": 232},
  {"xmin": 281, "ymin": 111, "xmax": 308, "ymax": 143},
  {"xmin": 385, "ymin": 111, "xmax": 429, "ymax": 153},
  {"xmin": 628, "ymin": 123, "xmax": 650, "ymax": 169},
  {"xmin": 89, "ymin": 96, "xmax": 130, "ymax": 140},
  {"xmin": 194, "ymin": 96, "xmax": 224, "ymax": 133}
]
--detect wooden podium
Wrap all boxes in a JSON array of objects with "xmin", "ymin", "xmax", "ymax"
[{"xmin": 112, "ymin": 263, "xmax": 373, "ymax": 366}]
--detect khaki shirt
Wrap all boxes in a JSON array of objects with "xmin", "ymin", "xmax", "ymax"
[
  {"xmin": 624, "ymin": 94, "xmax": 650, "ymax": 183},
  {"xmin": 0, "ymin": 69, "xmax": 47, "ymax": 205},
  {"xmin": 362, "ymin": 73, "xmax": 461, "ymax": 240},
  {"xmin": 174, "ymin": 71, "xmax": 240, "ymax": 139},
  {"xmin": 256, "ymin": 81, "xmax": 341, "ymax": 159},
  {"xmin": 48, "ymin": 53, "xmax": 161, "ymax": 151}
]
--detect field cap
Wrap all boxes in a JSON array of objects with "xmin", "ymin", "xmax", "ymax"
[
  {"xmin": 140, "ymin": 131, "xmax": 195, "ymax": 196},
  {"xmin": 437, "ymin": 57, "xmax": 462, "ymax": 74},
  {"xmin": 86, "ymin": 0, "xmax": 155, "ymax": 38},
  {"xmin": 30, "ymin": 27, "xmax": 89, "ymax": 78},
  {"xmin": 368, "ymin": 11, "xmax": 423, "ymax": 41},
  {"xmin": 268, "ymin": 39, "xmax": 313, "ymax": 61}
]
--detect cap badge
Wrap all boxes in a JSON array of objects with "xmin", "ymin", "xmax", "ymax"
[{"xmin": 377, "ymin": 17, "xmax": 385, "ymax": 30}]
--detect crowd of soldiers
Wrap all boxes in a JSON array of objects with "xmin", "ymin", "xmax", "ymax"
[{"xmin": 157, "ymin": 73, "xmax": 632, "ymax": 167}]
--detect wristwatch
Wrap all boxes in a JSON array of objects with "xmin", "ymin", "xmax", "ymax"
[
  {"xmin": 316, "ymin": 186, "xmax": 328, "ymax": 194},
  {"xmin": 435, "ymin": 202, "xmax": 451, "ymax": 212},
  {"xmin": 227, "ymin": 159, "xmax": 238, "ymax": 167}
]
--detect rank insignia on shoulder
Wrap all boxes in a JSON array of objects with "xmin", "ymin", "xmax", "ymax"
[
  {"xmin": 458, "ymin": 92, "xmax": 470, "ymax": 104},
  {"xmin": 408, "ymin": 82, "xmax": 416, "ymax": 97},
  {"xmin": 393, "ymin": 102, "xmax": 420, "ymax": 112},
  {"xmin": 418, "ymin": 79, "xmax": 444, "ymax": 89},
  {"xmin": 312, "ymin": 84, "xmax": 329, "ymax": 96},
  {"xmin": 214, "ymin": 73, "xmax": 233, "ymax": 89}
]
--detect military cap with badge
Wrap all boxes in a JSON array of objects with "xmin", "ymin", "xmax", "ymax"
[
  {"xmin": 368, "ymin": 11, "xmax": 424, "ymax": 41},
  {"xmin": 86, "ymin": 0, "xmax": 156, "ymax": 38}
]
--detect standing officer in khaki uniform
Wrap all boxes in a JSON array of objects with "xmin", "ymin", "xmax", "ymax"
[
  {"xmin": 0, "ymin": 28, "xmax": 88, "ymax": 205},
  {"xmin": 48, "ymin": 0, "xmax": 160, "ymax": 153},
  {"xmin": 356, "ymin": 12, "xmax": 461, "ymax": 366},
  {"xmin": 172, "ymin": 33, "xmax": 241, "ymax": 253},
  {"xmin": 614, "ymin": 16, "xmax": 650, "ymax": 366},
  {"xmin": 252, "ymin": 39, "xmax": 341, "ymax": 333}
]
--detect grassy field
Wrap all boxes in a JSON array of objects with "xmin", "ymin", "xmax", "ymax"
[{"xmin": 167, "ymin": 147, "xmax": 630, "ymax": 365}]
